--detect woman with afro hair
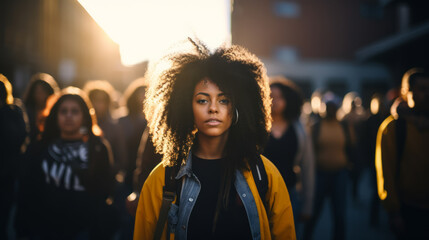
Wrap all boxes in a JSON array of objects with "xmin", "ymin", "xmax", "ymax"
[{"xmin": 134, "ymin": 39, "xmax": 295, "ymax": 240}]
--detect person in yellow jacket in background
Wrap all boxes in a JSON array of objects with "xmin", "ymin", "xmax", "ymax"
[
  {"xmin": 376, "ymin": 68, "xmax": 429, "ymax": 239},
  {"xmin": 134, "ymin": 39, "xmax": 296, "ymax": 240}
]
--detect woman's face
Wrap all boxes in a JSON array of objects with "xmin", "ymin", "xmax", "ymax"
[
  {"xmin": 192, "ymin": 79, "xmax": 233, "ymax": 138},
  {"xmin": 90, "ymin": 91, "xmax": 109, "ymax": 118},
  {"xmin": 411, "ymin": 77, "xmax": 429, "ymax": 111},
  {"xmin": 270, "ymin": 86, "xmax": 286, "ymax": 116},
  {"xmin": 34, "ymin": 83, "xmax": 50, "ymax": 108},
  {"xmin": 57, "ymin": 99, "xmax": 84, "ymax": 137}
]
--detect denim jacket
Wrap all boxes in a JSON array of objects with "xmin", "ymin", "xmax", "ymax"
[
  {"xmin": 168, "ymin": 154, "xmax": 262, "ymax": 240},
  {"xmin": 134, "ymin": 154, "xmax": 296, "ymax": 240}
]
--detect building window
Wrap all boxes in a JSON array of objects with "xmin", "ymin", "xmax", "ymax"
[
  {"xmin": 273, "ymin": 1, "xmax": 300, "ymax": 18},
  {"xmin": 274, "ymin": 46, "xmax": 299, "ymax": 62}
]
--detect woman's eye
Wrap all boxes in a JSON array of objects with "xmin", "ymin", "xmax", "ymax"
[
  {"xmin": 59, "ymin": 108, "xmax": 68, "ymax": 115},
  {"xmin": 197, "ymin": 99, "xmax": 208, "ymax": 104},
  {"xmin": 219, "ymin": 99, "xmax": 230, "ymax": 104}
]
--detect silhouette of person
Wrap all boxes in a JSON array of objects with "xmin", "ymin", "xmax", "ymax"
[
  {"xmin": 263, "ymin": 76, "xmax": 315, "ymax": 238},
  {"xmin": 376, "ymin": 68, "xmax": 429, "ymax": 239},
  {"xmin": 116, "ymin": 78, "xmax": 148, "ymax": 239},
  {"xmin": 117, "ymin": 78, "xmax": 148, "ymax": 189},
  {"xmin": 84, "ymin": 80, "xmax": 127, "ymax": 175},
  {"xmin": 22, "ymin": 73, "xmax": 59, "ymax": 144},
  {"xmin": 0, "ymin": 74, "xmax": 27, "ymax": 240},
  {"xmin": 304, "ymin": 92, "xmax": 353, "ymax": 240}
]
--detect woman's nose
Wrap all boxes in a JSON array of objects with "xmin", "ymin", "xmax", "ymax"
[{"xmin": 209, "ymin": 101, "xmax": 218, "ymax": 113}]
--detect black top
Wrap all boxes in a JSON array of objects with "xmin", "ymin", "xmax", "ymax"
[
  {"xmin": 188, "ymin": 155, "xmax": 252, "ymax": 240},
  {"xmin": 37, "ymin": 139, "xmax": 95, "ymax": 235},
  {"xmin": 17, "ymin": 137, "xmax": 114, "ymax": 239},
  {"xmin": 263, "ymin": 126, "xmax": 298, "ymax": 189}
]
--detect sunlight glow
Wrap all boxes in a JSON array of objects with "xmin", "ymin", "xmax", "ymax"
[
  {"xmin": 311, "ymin": 93, "xmax": 321, "ymax": 114},
  {"xmin": 78, "ymin": 0, "xmax": 231, "ymax": 66},
  {"xmin": 342, "ymin": 92, "xmax": 360, "ymax": 114},
  {"xmin": 370, "ymin": 97, "xmax": 380, "ymax": 115}
]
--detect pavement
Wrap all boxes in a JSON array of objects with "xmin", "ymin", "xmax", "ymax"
[{"xmin": 302, "ymin": 168, "xmax": 395, "ymax": 240}]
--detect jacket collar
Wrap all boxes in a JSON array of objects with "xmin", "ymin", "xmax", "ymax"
[{"xmin": 176, "ymin": 151, "xmax": 193, "ymax": 179}]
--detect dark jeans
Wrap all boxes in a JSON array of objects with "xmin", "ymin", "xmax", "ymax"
[{"xmin": 304, "ymin": 169, "xmax": 348, "ymax": 240}]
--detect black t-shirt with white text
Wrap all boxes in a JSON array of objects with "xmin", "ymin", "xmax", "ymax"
[{"xmin": 38, "ymin": 139, "xmax": 96, "ymax": 235}]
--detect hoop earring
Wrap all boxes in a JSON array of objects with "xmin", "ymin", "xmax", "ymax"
[{"xmin": 234, "ymin": 108, "xmax": 239, "ymax": 125}]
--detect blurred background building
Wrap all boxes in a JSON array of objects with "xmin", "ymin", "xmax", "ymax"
[
  {"xmin": 0, "ymin": 0, "xmax": 140, "ymax": 96},
  {"xmin": 232, "ymin": 0, "xmax": 429, "ymax": 105},
  {"xmin": 1, "ymin": 0, "xmax": 428, "ymax": 106}
]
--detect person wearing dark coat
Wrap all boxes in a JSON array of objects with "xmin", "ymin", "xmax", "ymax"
[{"xmin": 0, "ymin": 74, "xmax": 27, "ymax": 239}]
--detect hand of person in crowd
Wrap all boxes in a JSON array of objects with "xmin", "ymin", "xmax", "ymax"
[{"xmin": 125, "ymin": 192, "xmax": 140, "ymax": 217}]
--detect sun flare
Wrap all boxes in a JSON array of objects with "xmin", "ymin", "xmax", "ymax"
[{"xmin": 78, "ymin": 0, "xmax": 231, "ymax": 66}]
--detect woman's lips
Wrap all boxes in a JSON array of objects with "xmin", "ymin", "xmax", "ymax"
[{"xmin": 205, "ymin": 118, "xmax": 221, "ymax": 126}]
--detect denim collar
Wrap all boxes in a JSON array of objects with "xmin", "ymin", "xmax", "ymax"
[{"xmin": 176, "ymin": 151, "xmax": 193, "ymax": 179}]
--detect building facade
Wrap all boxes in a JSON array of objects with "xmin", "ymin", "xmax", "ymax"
[{"xmin": 231, "ymin": 0, "xmax": 419, "ymax": 105}]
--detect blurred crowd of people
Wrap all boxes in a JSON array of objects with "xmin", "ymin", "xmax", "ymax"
[
  {"xmin": 1, "ymin": 73, "xmax": 150, "ymax": 240},
  {"xmin": 1, "ymin": 65, "xmax": 428, "ymax": 240}
]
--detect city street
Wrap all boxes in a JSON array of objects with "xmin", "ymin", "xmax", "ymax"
[{"xmin": 310, "ymin": 168, "xmax": 394, "ymax": 240}]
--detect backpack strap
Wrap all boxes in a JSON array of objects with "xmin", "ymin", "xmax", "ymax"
[
  {"xmin": 153, "ymin": 165, "xmax": 178, "ymax": 240},
  {"xmin": 250, "ymin": 156, "xmax": 268, "ymax": 210}
]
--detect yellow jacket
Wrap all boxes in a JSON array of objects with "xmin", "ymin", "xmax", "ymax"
[
  {"xmin": 134, "ymin": 155, "xmax": 296, "ymax": 240},
  {"xmin": 376, "ymin": 115, "xmax": 429, "ymax": 213}
]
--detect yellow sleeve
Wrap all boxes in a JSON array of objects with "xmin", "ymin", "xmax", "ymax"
[
  {"xmin": 375, "ymin": 116, "xmax": 400, "ymax": 214},
  {"xmin": 134, "ymin": 163, "xmax": 167, "ymax": 240},
  {"xmin": 262, "ymin": 156, "xmax": 296, "ymax": 240}
]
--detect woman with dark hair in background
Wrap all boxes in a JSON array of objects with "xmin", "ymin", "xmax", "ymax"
[
  {"xmin": 0, "ymin": 74, "xmax": 27, "ymax": 240},
  {"xmin": 263, "ymin": 76, "xmax": 315, "ymax": 238},
  {"xmin": 16, "ymin": 87, "xmax": 115, "ymax": 239},
  {"xmin": 134, "ymin": 39, "xmax": 295, "ymax": 240},
  {"xmin": 22, "ymin": 73, "xmax": 59, "ymax": 144}
]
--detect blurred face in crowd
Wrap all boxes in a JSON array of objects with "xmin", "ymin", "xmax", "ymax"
[
  {"xmin": 411, "ymin": 77, "xmax": 429, "ymax": 112},
  {"xmin": 58, "ymin": 99, "xmax": 84, "ymax": 139},
  {"xmin": 192, "ymin": 79, "xmax": 233, "ymax": 139},
  {"xmin": 270, "ymin": 86, "xmax": 286, "ymax": 117},
  {"xmin": 34, "ymin": 83, "xmax": 51, "ymax": 108},
  {"xmin": 90, "ymin": 91, "xmax": 110, "ymax": 119}
]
